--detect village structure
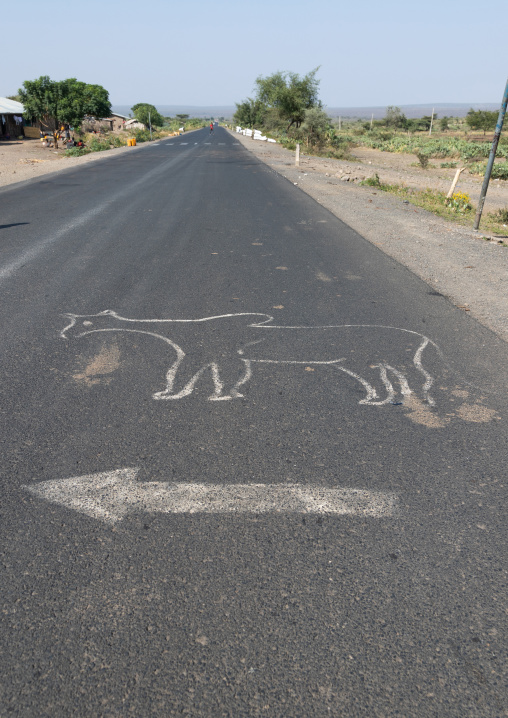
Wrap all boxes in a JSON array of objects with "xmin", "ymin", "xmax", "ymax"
[
  {"xmin": 0, "ymin": 97, "xmax": 144, "ymax": 140},
  {"xmin": 0, "ymin": 97, "xmax": 25, "ymax": 139}
]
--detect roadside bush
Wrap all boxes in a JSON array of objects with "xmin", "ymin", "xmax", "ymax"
[
  {"xmin": 133, "ymin": 128, "xmax": 161, "ymax": 142},
  {"xmin": 281, "ymin": 138, "xmax": 297, "ymax": 150},
  {"xmin": 361, "ymin": 173, "xmax": 382, "ymax": 187},
  {"xmin": 468, "ymin": 162, "xmax": 508, "ymax": 180},
  {"xmin": 65, "ymin": 147, "xmax": 90, "ymax": 156},
  {"xmin": 489, "ymin": 207, "xmax": 508, "ymax": 223},
  {"xmin": 88, "ymin": 137, "xmax": 111, "ymax": 152},
  {"xmin": 446, "ymin": 191, "xmax": 472, "ymax": 213},
  {"xmin": 415, "ymin": 150, "xmax": 430, "ymax": 169}
]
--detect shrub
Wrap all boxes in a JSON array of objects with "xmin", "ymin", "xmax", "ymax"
[
  {"xmin": 133, "ymin": 128, "xmax": 160, "ymax": 142},
  {"xmin": 88, "ymin": 137, "xmax": 111, "ymax": 152},
  {"xmin": 415, "ymin": 151, "xmax": 430, "ymax": 169},
  {"xmin": 65, "ymin": 147, "xmax": 90, "ymax": 156},
  {"xmin": 361, "ymin": 173, "xmax": 382, "ymax": 187},
  {"xmin": 468, "ymin": 162, "xmax": 508, "ymax": 180},
  {"xmin": 446, "ymin": 191, "xmax": 472, "ymax": 213},
  {"xmin": 489, "ymin": 207, "xmax": 508, "ymax": 223}
]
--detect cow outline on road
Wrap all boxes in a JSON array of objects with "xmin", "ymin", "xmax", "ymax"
[{"xmin": 61, "ymin": 310, "xmax": 440, "ymax": 406}]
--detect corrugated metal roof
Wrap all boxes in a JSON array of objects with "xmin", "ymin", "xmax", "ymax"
[{"xmin": 0, "ymin": 97, "xmax": 25, "ymax": 114}]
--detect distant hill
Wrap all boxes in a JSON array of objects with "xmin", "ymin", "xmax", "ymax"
[
  {"xmin": 325, "ymin": 103, "xmax": 500, "ymax": 120},
  {"xmin": 112, "ymin": 102, "xmax": 500, "ymax": 122},
  {"xmin": 112, "ymin": 105, "xmax": 236, "ymax": 119}
]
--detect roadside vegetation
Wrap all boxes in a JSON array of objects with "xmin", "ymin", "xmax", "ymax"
[
  {"xmin": 235, "ymin": 76, "xmax": 507, "ymax": 233},
  {"xmin": 64, "ymin": 107, "xmax": 206, "ymax": 157}
]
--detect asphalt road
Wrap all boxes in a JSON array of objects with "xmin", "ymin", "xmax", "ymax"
[{"xmin": 0, "ymin": 126, "xmax": 507, "ymax": 717}]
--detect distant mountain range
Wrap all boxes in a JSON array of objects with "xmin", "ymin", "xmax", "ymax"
[
  {"xmin": 111, "ymin": 105, "xmax": 236, "ymax": 119},
  {"xmin": 112, "ymin": 103, "xmax": 500, "ymax": 121},
  {"xmin": 325, "ymin": 103, "xmax": 500, "ymax": 120}
]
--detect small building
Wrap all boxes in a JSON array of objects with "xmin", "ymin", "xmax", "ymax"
[
  {"xmin": 81, "ymin": 113, "xmax": 129, "ymax": 133},
  {"xmin": 106, "ymin": 113, "xmax": 129, "ymax": 131},
  {"xmin": 0, "ymin": 97, "xmax": 25, "ymax": 139},
  {"xmin": 124, "ymin": 118, "xmax": 146, "ymax": 131}
]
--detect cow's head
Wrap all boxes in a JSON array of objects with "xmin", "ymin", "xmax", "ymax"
[{"xmin": 60, "ymin": 310, "xmax": 120, "ymax": 339}]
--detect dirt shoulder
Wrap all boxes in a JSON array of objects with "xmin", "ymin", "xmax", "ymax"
[
  {"xmin": 231, "ymin": 131, "xmax": 508, "ymax": 344},
  {"xmin": 0, "ymin": 137, "xmax": 137, "ymax": 186}
]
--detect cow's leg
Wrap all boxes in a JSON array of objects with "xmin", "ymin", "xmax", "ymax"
[
  {"xmin": 152, "ymin": 354, "xmax": 190, "ymax": 400},
  {"xmin": 209, "ymin": 358, "xmax": 252, "ymax": 401},
  {"xmin": 367, "ymin": 364, "xmax": 412, "ymax": 405},
  {"xmin": 153, "ymin": 355, "xmax": 251, "ymax": 401},
  {"xmin": 335, "ymin": 363, "xmax": 412, "ymax": 406},
  {"xmin": 334, "ymin": 365, "xmax": 380, "ymax": 404}
]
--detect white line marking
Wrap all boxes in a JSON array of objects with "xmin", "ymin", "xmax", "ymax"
[
  {"xmin": 61, "ymin": 311, "xmax": 441, "ymax": 407},
  {"xmin": 179, "ymin": 142, "xmax": 188, "ymax": 145},
  {"xmin": 24, "ymin": 468, "xmax": 397, "ymax": 524},
  {"xmin": 204, "ymin": 142, "xmax": 211, "ymax": 145}
]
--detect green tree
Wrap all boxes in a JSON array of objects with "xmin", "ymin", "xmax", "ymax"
[
  {"xmin": 466, "ymin": 109, "xmax": 498, "ymax": 135},
  {"xmin": 299, "ymin": 107, "xmax": 331, "ymax": 148},
  {"xmin": 439, "ymin": 116, "xmax": 450, "ymax": 131},
  {"xmin": 384, "ymin": 106, "xmax": 408, "ymax": 129},
  {"xmin": 19, "ymin": 76, "xmax": 60, "ymax": 132},
  {"xmin": 19, "ymin": 75, "xmax": 111, "ymax": 146},
  {"xmin": 254, "ymin": 67, "xmax": 321, "ymax": 130},
  {"xmin": 58, "ymin": 78, "xmax": 111, "ymax": 127},
  {"xmin": 420, "ymin": 115, "xmax": 437, "ymax": 131},
  {"xmin": 233, "ymin": 98, "xmax": 266, "ymax": 128},
  {"xmin": 131, "ymin": 103, "xmax": 165, "ymax": 128}
]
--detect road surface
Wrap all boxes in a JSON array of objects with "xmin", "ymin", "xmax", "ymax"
[{"xmin": 0, "ymin": 127, "xmax": 506, "ymax": 716}]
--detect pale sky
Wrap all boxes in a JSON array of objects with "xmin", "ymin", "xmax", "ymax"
[{"xmin": 3, "ymin": 0, "xmax": 507, "ymax": 109}]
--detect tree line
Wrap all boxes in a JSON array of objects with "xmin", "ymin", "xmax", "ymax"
[
  {"xmin": 16, "ymin": 75, "xmax": 170, "ymax": 146},
  {"xmin": 234, "ymin": 68, "xmax": 333, "ymax": 149}
]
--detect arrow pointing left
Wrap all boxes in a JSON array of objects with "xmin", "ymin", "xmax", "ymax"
[{"xmin": 24, "ymin": 468, "xmax": 397, "ymax": 525}]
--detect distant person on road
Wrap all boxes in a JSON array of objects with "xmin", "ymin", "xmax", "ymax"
[{"xmin": 210, "ymin": 122, "xmax": 213, "ymax": 134}]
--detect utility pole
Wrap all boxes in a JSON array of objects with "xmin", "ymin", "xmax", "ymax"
[
  {"xmin": 370, "ymin": 113, "xmax": 373, "ymax": 131},
  {"xmin": 429, "ymin": 108, "xmax": 434, "ymax": 136},
  {"xmin": 149, "ymin": 111, "xmax": 152, "ymax": 141},
  {"xmin": 474, "ymin": 77, "xmax": 508, "ymax": 230}
]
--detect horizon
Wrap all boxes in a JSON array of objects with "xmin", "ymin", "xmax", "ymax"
[
  {"xmin": 111, "ymin": 101, "xmax": 501, "ymax": 121},
  {"xmin": 3, "ymin": 0, "xmax": 506, "ymax": 110}
]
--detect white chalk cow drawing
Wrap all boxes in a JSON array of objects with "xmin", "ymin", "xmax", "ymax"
[{"xmin": 61, "ymin": 310, "xmax": 441, "ymax": 406}]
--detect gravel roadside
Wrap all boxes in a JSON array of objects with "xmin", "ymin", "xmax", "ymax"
[
  {"xmin": 0, "ymin": 139, "xmax": 136, "ymax": 186},
  {"xmin": 230, "ymin": 131, "xmax": 508, "ymax": 344}
]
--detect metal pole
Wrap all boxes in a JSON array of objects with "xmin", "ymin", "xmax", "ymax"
[
  {"xmin": 474, "ymin": 78, "xmax": 508, "ymax": 230},
  {"xmin": 149, "ymin": 111, "xmax": 152, "ymax": 141},
  {"xmin": 429, "ymin": 108, "xmax": 434, "ymax": 136}
]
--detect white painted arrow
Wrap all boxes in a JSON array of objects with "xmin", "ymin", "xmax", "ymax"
[{"xmin": 24, "ymin": 468, "xmax": 397, "ymax": 525}]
